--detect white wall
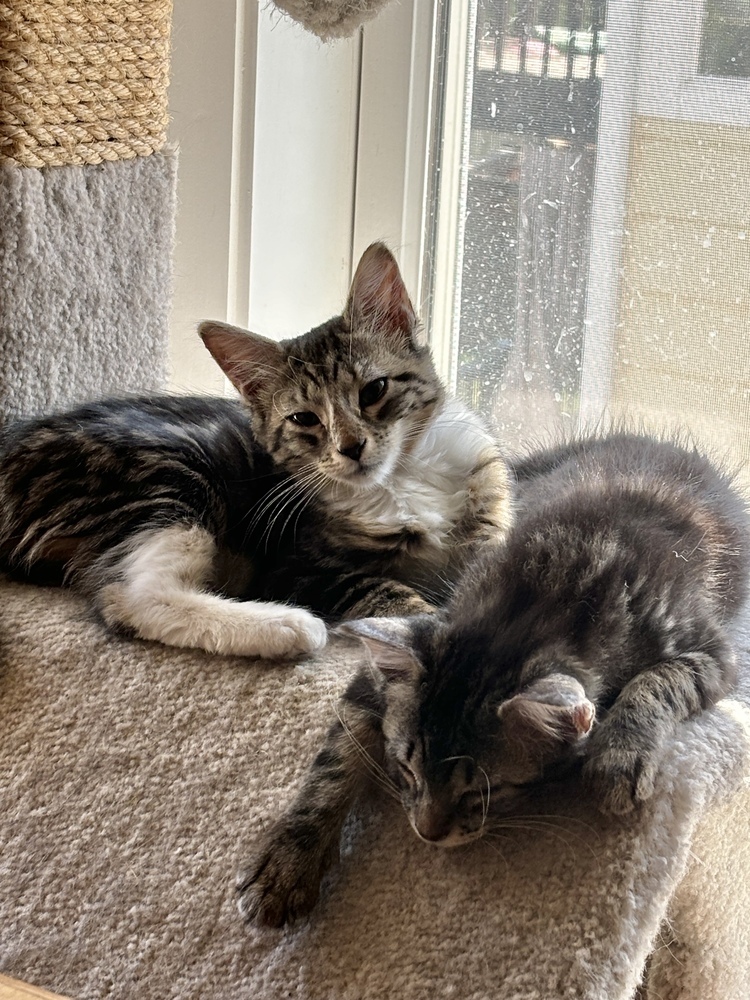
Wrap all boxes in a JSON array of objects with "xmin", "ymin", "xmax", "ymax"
[
  {"xmin": 168, "ymin": 0, "xmax": 240, "ymax": 393},
  {"xmin": 247, "ymin": 7, "xmax": 360, "ymax": 337}
]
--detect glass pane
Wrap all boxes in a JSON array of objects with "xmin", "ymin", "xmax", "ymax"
[{"xmin": 427, "ymin": 0, "xmax": 750, "ymax": 491}]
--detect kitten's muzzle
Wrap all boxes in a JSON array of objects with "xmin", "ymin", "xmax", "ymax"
[
  {"xmin": 411, "ymin": 817, "xmax": 483, "ymax": 848},
  {"xmin": 339, "ymin": 439, "xmax": 366, "ymax": 463},
  {"xmin": 411, "ymin": 797, "xmax": 478, "ymax": 847}
]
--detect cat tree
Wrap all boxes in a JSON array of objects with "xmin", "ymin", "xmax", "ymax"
[
  {"xmin": 0, "ymin": 0, "xmax": 176, "ymax": 420},
  {"xmin": 1, "ymin": 2, "xmax": 750, "ymax": 999}
]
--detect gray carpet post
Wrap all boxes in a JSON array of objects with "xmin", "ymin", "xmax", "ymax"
[{"xmin": 0, "ymin": 154, "xmax": 177, "ymax": 421}]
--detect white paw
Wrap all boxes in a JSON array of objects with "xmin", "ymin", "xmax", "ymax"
[
  {"xmin": 102, "ymin": 580, "xmax": 329, "ymax": 660},
  {"xmin": 255, "ymin": 607, "xmax": 328, "ymax": 660}
]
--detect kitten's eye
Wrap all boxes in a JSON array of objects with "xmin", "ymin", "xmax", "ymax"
[
  {"xmin": 359, "ymin": 377, "xmax": 388, "ymax": 409},
  {"xmin": 396, "ymin": 760, "xmax": 418, "ymax": 788},
  {"xmin": 288, "ymin": 411, "xmax": 320, "ymax": 427}
]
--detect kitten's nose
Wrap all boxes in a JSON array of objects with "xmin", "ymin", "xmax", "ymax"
[
  {"xmin": 339, "ymin": 439, "xmax": 366, "ymax": 463},
  {"xmin": 413, "ymin": 808, "xmax": 453, "ymax": 844}
]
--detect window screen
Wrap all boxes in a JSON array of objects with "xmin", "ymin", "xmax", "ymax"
[{"xmin": 700, "ymin": 0, "xmax": 750, "ymax": 77}]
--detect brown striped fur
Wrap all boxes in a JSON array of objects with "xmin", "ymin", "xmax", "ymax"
[{"xmin": 0, "ymin": 244, "xmax": 512, "ymax": 657}]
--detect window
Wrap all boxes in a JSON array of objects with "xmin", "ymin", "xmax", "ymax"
[
  {"xmin": 168, "ymin": 0, "xmax": 749, "ymax": 488},
  {"xmin": 427, "ymin": 0, "xmax": 606, "ymax": 440},
  {"xmin": 426, "ymin": 0, "xmax": 750, "ymax": 487}
]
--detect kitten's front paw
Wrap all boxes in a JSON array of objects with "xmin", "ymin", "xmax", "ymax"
[
  {"xmin": 237, "ymin": 824, "xmax": 336, "ymax": 927},
  {"xmin": 268, "ymin": 608, "xmax": 328, "ymax": 659},
  {"xmin": 583, "ymin": 746, "xmax": 659, "ymax": 816},
  {"xmin": 242, "ymin": 606, "xmax": 327, "ymax": 659}
]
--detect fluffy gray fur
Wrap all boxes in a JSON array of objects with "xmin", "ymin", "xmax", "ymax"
[{"xmin": 238, "ymin": 432, "xmax": 750, "ymax": 925}]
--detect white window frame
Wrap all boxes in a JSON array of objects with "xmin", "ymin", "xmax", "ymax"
[
  {"xmin": 168, "ymin": 0, "xmax": 247, "ymax": 393},
  {"xmin": 426, "ymin": 0, "xmax": 479, "ymax": 388},
  {"xmin": 168, "ymin": 0, "xmax": 439, "ymax": 393},
  {"xmin": 353, "ymin": 0, "xmax": 437, "ymax": 309}
]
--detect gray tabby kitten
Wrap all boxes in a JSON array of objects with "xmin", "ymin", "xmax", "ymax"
[
  {"xmin": 238, "ymin": 432, "xmax": 749, "ymax": 926},
  {"xmin": 0, "ymin": 244, "xmax": 511, "ymax": 659}
]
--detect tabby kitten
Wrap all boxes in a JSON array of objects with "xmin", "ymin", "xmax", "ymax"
[
  {"xmin": 0, "ymin": 244, "xmax": 511, "ymax": 659},
  {"xmin": 238, "ymin": 432, "xmax": 749, "ymax": 926}
]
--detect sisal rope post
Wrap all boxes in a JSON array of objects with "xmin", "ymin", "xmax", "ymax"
[{"xmin": 0, "ymin": 0, "xmax": 172, "ymax": 168}]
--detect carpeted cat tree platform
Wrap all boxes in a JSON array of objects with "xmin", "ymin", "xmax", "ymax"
[
  {"xmin": 2, "ymin": 2, "xmax": 750, "ymax": 998},
  {"xmin": 1, "ymin": 583, "xmax": 750, "ymax": 1000}
]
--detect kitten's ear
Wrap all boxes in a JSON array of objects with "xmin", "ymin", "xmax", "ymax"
[
  {"xmin": 337, "ymin": 617, "xmax": 422, "ymax": 684},
  {"xmin": 199, "ymin": 321, "xmax": 283, "ymax": 399},
  {"xmin": 498, "ymin": 674, "xmax": 595, "ymax": 748},
  {"xmin": 345, "ymin": 243, "xmax": 418, "ymax": 346}
]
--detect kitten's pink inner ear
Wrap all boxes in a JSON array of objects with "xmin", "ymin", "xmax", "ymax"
[
  {"xmin": 498, "ymin": 691, "xmax": 596, "ymax": 746},
  {"xmin": 571, "ymin": 700, "xmax": 595, "ymax": 737},
  {"xmin": 346, "ymin": 243, "xmax": 417, "ymax": 341},
  {"xmin": 199, "ymin": 321, "xmax": 282, "ymax": 399}
]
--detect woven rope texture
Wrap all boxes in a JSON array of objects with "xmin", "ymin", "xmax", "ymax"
[{"xmin": 0, "ymin": 0, "xmax": 172, "ymax": 167}]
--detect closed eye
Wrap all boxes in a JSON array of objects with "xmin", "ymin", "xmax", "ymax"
[
  {"xmin": 359, "ymin": 377, "xmax": 388, "ymax": 409},
  {"xmin": 287, "ymin": 411, "xmax": 320, "ymax": 427},
  {"xmin": 396, "ymin": 760, "xmax": 418, "ymax": 788}
]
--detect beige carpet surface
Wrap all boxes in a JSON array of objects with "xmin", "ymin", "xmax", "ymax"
[{"xmin": 1, "ymin": 579, "xmax": 750, "ymax": 1000}]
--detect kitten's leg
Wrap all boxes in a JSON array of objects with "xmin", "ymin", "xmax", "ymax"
[
  {"xmin": 87, "ymin": 524, "xmax": 327, "ymax": 658},
  {"xmin": 237, "ymin": 671, "xmax": 384, "ymax": 926},
  {"xmin": 336, "ymin": 574, "xmax": 438, "ymax": 619},
  {"xmin": 583, "ymin": 648, "xmax": 733, "ymax": 815},
  {"xmin": 459, "ymin": 447, "xmax": 515, "ymax": 549},
  {"xmin": 436, "ymin": 452, "xmax": 515, "ymax": 587},
  {"xmin": 287, "ymin": 570, "xmax": 438, "ymax": 620}
]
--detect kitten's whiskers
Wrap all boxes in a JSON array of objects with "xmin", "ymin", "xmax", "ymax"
[
  {"xmin": 487, "ymin": 817, "xmax": 597, "ymax": 859},
  {"xmin": 259, "ymin": 469, "xmax": 323, "ymax": 551},
  {"xmin": 329, "ymin": 698, "xmax": 399, "ymax": 803},
  {"xmin": 278, "ymin": 469, "xmax": 331, "ymax": 548},
  {"xmin": 478, "ymin": 765, "xmax": 491, "ymax": 830},
  {"xmin": 243, "ymin": 463, "xmax": 322, "ymax": 548}
]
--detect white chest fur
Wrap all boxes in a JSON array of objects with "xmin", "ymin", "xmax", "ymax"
[{"xmin": 331, "ymin": 397, "xmax": 498, "ymax": 573}]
